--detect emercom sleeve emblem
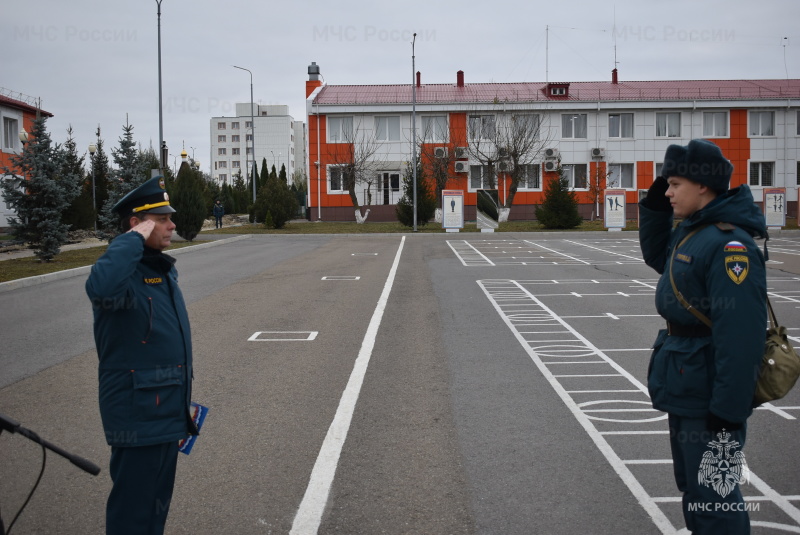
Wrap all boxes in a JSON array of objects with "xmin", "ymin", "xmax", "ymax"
[{"xmin": 725, "ymin": 255, "xmax": 749, "ymax": 285}]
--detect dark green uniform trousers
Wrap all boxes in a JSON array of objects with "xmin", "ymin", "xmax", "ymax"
[
  {"xmin": 106, "ymin": 442, "xmax": 179, "ymax": 535},
  {"xmin": 669, "ymin": 415, "xmax": 750, "ymax": 534}
]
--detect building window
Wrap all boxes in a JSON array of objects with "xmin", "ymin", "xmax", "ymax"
[
  {"xmin": 232, "ymin": 135, "xmax": 240, "ymax": 142},
  {"xmin": 608, "ymin": 113, "xmax": 634, "ymax": 138},
  {"xmin": 562, "ymin": 114, "xmax": 588, "ymax": 139},
  {"xmin": 232, "ymin": 148, "xmax": 240, "ymax": 155},
  {"xmin": 608, "ymin": 163, "xmax": 634, "ymax": 189},
  {"xmin": 245, "ymin": 121, "xmax": 252, "ymax": 129},
  {"xmin": 218, "ymin": 174, "xmax": 227, "ymax": 182},
  {"xmin": 562, "ymin": 164, "xmax": 588, "ymax": 189},
  {"xmin": 3, "ymin": 117, "xmax": 19, "ymax": 151},
  {"xmin": 749, "ymin": 162, "xmax": 774, "ymax": 187},
  {"xmin": 231, "ymin": 122, "xmax": 240, "ymax": 129},
  {"xmin": 796, "ymin": 161, "xmax": 800, "ymax": 186},
  {"xmin": 328, "ymin": 165, "xmax": 352, "ymax": 192},
  {"xmin": 246, "ymin": 147, "xmax": 252, "ymax": 155},
  {"xmin": 468, "ymin": 115, "xmax": 496, "ymax": 141},
  {"xmin": 217, "ymin": 122, "xmax": 226, "ymax": 130},
  {"xmin": 655, "ymin": 162, "xmax": 664, "ymax": 178},
  {"xmin": 218, "ymin": 161, "xmax": 227, "ymax": 168},
  {"xmin": 375, "ymin": 116, "xmax": 400, "ymax": 141},
  {"xmin": 422, "ymin": 116, "xmax": 447, "ymax": 142},
  {"xmin": 232, "ymin": 161, "xmax": 240, "ymax": 168},
  {"xmin": 246, "ymin": 134, "xmax": 253, "ymax": 142},
  {"xmin": 749, "ymin": 111, "xmax": 775, "ymax": 137},
  {"xmin": 328, "ymin": 116, "xmax": 354, "ymax": 143},
  {"xmin": 469, "ymin": 165, "xmax": 495, "ymax": 189},
  {"xmin": 218, "ymin": 135, "xmax": 226, "ymax": 142},
  {"xmin": 518, "ymin": 164, "xmax": 541, "ymax": 189},
  {"xmin": 703, "ymin": 111, "xmax": 728, "ymax": 137},
  {"xmin": 656, "ymin": 112, "xmax": 681, "ymax": 138},
  {"xmin": 218, "ymin": 148, "xmax": 226, "ymax": 155}
]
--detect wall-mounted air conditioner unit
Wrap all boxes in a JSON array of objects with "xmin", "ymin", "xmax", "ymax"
[
  {"xmin": 454, "ymin": 161, "xmax": 469, "ymax": 173},
  {"xmin": 544, "ymin": 160, "xmax": 558, "ymax": 172},
  {"xmin": 455, "ymin": 147, "xmax": 468, "ymax": 159},
  {"xmin": 434, "ymin": 147, "xmax": 448, "ymax": 158},
  {"xmin": 498, "ymin": 160, "xmax": 514, "ymax": 173},
  {"xmin": 544, "ymin": 148, "xmax": 559, "ymax": 159},
  {"xmin": 591, "ymin": 148, "xmax": 605, "ymax": 159}
]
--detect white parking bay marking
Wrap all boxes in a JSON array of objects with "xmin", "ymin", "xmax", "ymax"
[{"xmin": 291, "ymin": 237, "xmax": 405, "ymax": 535}]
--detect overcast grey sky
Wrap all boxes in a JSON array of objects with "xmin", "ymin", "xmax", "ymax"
[{"xmin": 3, "ymin": 0, "xmax": 798, "ymax": 175}]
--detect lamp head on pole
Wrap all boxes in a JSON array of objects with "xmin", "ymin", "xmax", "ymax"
[
  {"xmin": 88, "ymin": 143, "xmax": 97, "ymax": 155},
  {"xmin": 19, "ymin": 129, "xmax": 29, "ymax": 144}
]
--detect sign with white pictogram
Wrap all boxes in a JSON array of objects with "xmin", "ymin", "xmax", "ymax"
[
  {"xmin": 604, "ymin": 189, "xmax": 626, "ymax": 230},
  {"xmin": 763, "ymin": 188, "xmax": 786, "ymax": 229}
]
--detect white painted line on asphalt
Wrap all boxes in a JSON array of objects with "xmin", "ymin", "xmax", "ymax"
[
  {"xmin": 351, "ymin": 253, "xmax": 378, "ymax": 256},
  {"xmin": 290, "ymin": 236, "xmax": 405, "ymax": 535},
  {"xmin": 321, "ymin": 276, "xmax": 361, "ymax": 281},
  {"xmin": 756, "ymin": 403, "xmax": 797, "ymax": 420},
  {"xmin": 564, "ymin": 239, "xmax": 645, "ymax": 262},
  {"xmin": 248, "ymin": 331, "xmax": 318, "ymax": 341},
  {"xmin": 522, "ymin": 240, "xmax": 590, "ymax": 264}
]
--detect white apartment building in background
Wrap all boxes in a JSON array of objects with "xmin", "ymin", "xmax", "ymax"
[{"xmin": 209, "ymin": 103, "xmax": 305, "ymax": 185}]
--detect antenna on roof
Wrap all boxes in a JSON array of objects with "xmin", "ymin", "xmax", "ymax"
[
  {"xmin": 545, "ymin": 25, "xmax": 549, "ymax": 84},
  {"xmin": 783, "ymin": 37, "xmax": 790, "ymax": 80},
  {"xmin": 613, "ymin": 6, "xmax": 619, "ymax": 71}
]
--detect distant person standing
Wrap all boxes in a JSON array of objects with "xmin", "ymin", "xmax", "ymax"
[
  {"xmin": 639, "ymin": 139, "xmax": 767, "ymax": 534},
  {"xmin": 86, "ymin": 176, "xmax": 197, "ymax": 535},
  {"xmin": 213, "ymin": 200, "xmax": 224, "ymax": 229}
]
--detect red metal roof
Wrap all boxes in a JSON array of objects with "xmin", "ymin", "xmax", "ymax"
[
  {"xmin": 312, "ymin": 79, "xmax": 800, "ymax": 106},
  {"xmin": 0, "ymin": 93, "xmax": 53, "ymax": 117}
]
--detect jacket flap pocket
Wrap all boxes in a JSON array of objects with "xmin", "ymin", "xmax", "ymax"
[{"xmin": 132, "ymin": 367, "xmax": 183, "ymax": 389}]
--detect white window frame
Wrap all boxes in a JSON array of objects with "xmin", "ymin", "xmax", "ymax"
[
  {"xmin": 562, "ymin": 114, "xmax": 588, "ymax": 139},
  {"xmin": 217, "ymin": 122, "xmax": 226, "ymax": 130},
  {"xmin": 703, "ymin": 111, "xmax": 728, "ymax": 137},
  {"xmin": 608, "ymin": 163, "xmax": 635, "ymax": 189},
  {"xmin": 327, "ymin": 116, "xmax": 354, "ymax": 143},
  {"xmin": 749, "ymin": 161, "xmax": 774, "ymax": 187},
  {"xmin": 218, "ymin": 148, "xmax": 226, "ymax": 155},
  {"xmin": 562, "ymin": 164, "xmax": 588, "ymax": 189},
  {"xmin": 421, "ymin": 115, "xmax": 447, "ymax": 143},
  {"xmin": 375, "ymin": 116, "xmax": 400, "ymax": 142},
  {"xmin": 468, "ymin": 115, "xmax": 496, "ymax": 142},
  {"xmin": 749, "ymin": 111, "xmax": 775, "ymax": 137},
  {"xmin": 231, "ymin": 122, "xmax": 240, "ymax": 129},
  {"xmin": 231, "ymin": 135, "xmax": 240, "ymax": 142},
  {"xmin": 231, "ymin": 148, "xmax": 240, "ymax": 155},
  {"xmin": 2, "ymin": 115, "xmax": 21, "ymax": 153},
  {"xmin": 517, "ymin": 163, "xmax": 541, "ymax": 190},
  {"xmin": 232, "ymin": 161, "xmax": 240, "ymax": 168},
  {"xmin": 655, "ymin": 112, "xmax": 681, "ymax": 138},
  {"xmin": 469, "ymin": 165, "xmax": 495, "ymax": 190},
  {"xmin": 327, "ymin": 165, "xmax": 352, "ymax": 193},
  {"xmin": 608, "ymin": 113, "xmax": 634, "ymax": 138}
]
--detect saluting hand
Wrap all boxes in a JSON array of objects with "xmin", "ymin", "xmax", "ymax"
[{"xmin": 129, "ymin": 219, "xmax": 155, "ymax": 240}]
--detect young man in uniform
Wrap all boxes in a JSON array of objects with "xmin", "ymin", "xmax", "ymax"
[
  {"xmin": 639, "ymin": 139, "xmax": 767, "ymax": 534},
  {"xmin": 86, "ymin": 176, "xmax": 197, "ymax": 535}
]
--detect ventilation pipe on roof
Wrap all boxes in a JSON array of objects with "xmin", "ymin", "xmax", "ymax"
[
  {"xmin": 457, "ymin": 70, "xmax": 464, "ymax": 87},
  {"xmin": 416, "ymin": 71, "xmax": 421, "ymax": 88},
  {"xmin": 612, "ymin": 68, "xmax": 618, "ymax": 85},
  {"xmin": 308, "ymin": 62, "xmax": 320, "ymax": 81}
]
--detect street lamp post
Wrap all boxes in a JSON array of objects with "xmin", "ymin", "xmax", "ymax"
[
  {"xmin": 88, "ymin": 143, "xmax": 97, "ymax": 232},
  {"xmin": 233, "ymin": 65, "xmax": 256, "ymax": 202},
  {"xmin": 411, "ymin": 33, "xmax": 418, "ymax": 232},
  {"xmin": 156, "ymin": 0, "xmax": 165, "ymax": 171}
]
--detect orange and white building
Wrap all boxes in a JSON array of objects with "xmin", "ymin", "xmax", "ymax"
[
  {"xmin": 304, "ymin": 63, "xmax": 800, "ymax": 223},
  {"xmin": 1, "ymin": 89, "xmax": 52, "ymax": 227}
]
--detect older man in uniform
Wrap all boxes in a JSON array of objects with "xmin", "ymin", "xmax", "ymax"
[
  {"xmin": 86, "ymin": 176, "xmax": 197, "ymax": 535},
  {"xmin": 639, "ymin": 139, "xmax": 767, "ymax": 534}
]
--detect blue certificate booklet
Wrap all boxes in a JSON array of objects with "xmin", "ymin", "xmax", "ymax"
[{"xmin": 178, "ymin": 402, "xmax": 209, "ymax": 455}]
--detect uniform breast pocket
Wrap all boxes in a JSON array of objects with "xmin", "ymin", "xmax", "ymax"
[
  {"xmin": 663, "ymin": 337, "xmax": 712, "ymax": 400},
  {"xmin": 131, "ymin": 367, "xmax": 184, "ymax": 421}
]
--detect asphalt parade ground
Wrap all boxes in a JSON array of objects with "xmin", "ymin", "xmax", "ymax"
[{"xmin": 1, "ymin": 231, "xmax": 799, "ymax": 534}]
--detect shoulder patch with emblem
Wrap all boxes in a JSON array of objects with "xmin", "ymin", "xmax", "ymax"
[
  {"xmin": 725, "ymin": 255, "xmax": 749, "ymax": 284},
  {"xmin": 724, "ymin": 241, "xmax": 747, "ymax": 253}
]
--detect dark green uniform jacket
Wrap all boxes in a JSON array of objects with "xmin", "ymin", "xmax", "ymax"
[
  {"xmin": 639, "ymin": 185, "xmax": 767, "ymax": 423},
  {"xmin": 86, "ymin": 232, "xmax": 195, "ymax": 447}
]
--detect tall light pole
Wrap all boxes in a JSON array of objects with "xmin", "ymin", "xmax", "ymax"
[
  {"xmin": 156, "ymin": 0, "xmax": 166, "ymax": 172},
  {"xmin": 88, "ymin": 143, "xmax": 97, "ymax": 232},
  {"xmin": 411, "ymin": 33, "xmax": 418, "ymax": 232},
  {"xmin": 233, "ymin": 65, "xmax": 256, "ymax": 202}
]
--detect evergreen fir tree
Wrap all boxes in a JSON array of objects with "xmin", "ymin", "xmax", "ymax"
[
  {"xmin": 89, "ymin": 129, "xmax": 112, "ymax": 235},
  {"xmin": 0, "ymin": 116, "xmax": 78, "ymax": 261},
  {"xmin": 98, "ymin": 122, "xmax": 147, "ymax": 237},
  {"xmin": 62, "ymin": 126, "xmax": 95, "ymax": 231},
  {"xmin": 172, "ymin": 161, "xmax": 207, "ymax": 240},
  {"xmin": 535, "ymin": 161, "xmax": 583, "ymax": 229},
  {"xmin": 396, "ymin": 157, "xmax": 436, "ymax": 227},
  {"xmin": 252, "ymin": 167, "xmax": 299, "ymax": 229}
]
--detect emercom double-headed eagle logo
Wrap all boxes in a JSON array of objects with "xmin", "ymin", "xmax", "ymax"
[{"xmin": 698, "ymin": 430, "xmax": 749, "ymax": 498}]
